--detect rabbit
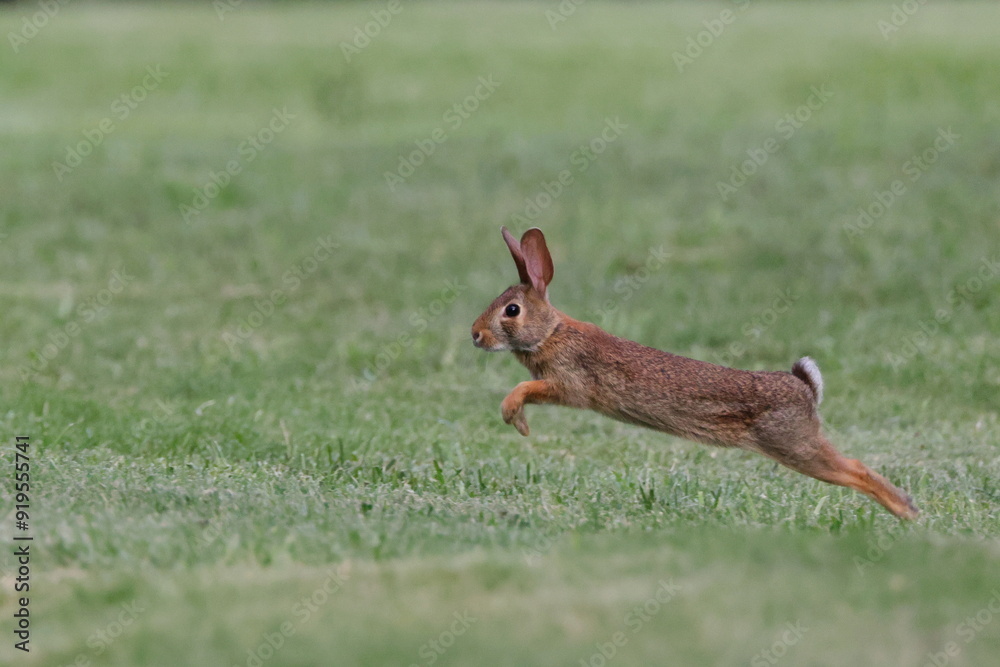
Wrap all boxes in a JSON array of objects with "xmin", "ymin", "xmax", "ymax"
[{"xmin": 471, "ymin": 226, "xmax": 919, "ymax": 520}]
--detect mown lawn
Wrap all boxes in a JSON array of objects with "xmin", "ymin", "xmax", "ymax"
[{"xmin": 1, "ymin": 1, "xmax": 998, "ymax": 665}]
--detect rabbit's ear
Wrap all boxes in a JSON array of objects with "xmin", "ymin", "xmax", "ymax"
[
  {"xmin": 519, "ymin": 228, "xmax": 554, "ymax": 299},
  {"xmin": 502, "ymin": 226, "xmax": 531, "ymax": 285}
]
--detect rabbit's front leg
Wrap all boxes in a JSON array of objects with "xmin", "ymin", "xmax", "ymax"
[{"xmin": 501, "ymin": 379, "xmax": 559, "ymax": 437}]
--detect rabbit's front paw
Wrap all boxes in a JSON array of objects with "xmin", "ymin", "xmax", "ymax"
[{"xmin": 501, "ymin": 397, "xmax": 530, "ymax": 437}]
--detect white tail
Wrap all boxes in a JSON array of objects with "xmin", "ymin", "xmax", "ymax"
[{"xmin": 792, "ymin": 357, "xmax": 824, "ymax": 404}]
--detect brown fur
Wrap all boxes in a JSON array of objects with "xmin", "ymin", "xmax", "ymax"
[{"xmin": 472, "ymin": 227, "xmax": 919, "ymax": 520}]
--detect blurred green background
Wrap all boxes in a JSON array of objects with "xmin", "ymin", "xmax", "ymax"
[{"xmin": 1, "ymin": 1, "xmax": 998, "ymax": 665}]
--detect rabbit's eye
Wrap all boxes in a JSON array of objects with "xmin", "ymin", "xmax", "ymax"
[{"xmin": 504, "ymin": 304, "xmax": 521, "ymax": 318}]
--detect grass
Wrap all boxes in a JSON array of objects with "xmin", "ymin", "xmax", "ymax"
[{"xmin": 1, "ymin": 1, "xmax": 999, "ymax": 665}]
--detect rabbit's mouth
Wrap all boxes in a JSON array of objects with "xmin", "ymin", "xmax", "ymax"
[{"xmin": 472, "ymin": 329, "xmax": 506, "ymax": 351}]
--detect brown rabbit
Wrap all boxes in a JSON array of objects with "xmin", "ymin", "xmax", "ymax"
[{"xmin": 471, "ymin": 227, "xmax": 919, "ymax": 519}]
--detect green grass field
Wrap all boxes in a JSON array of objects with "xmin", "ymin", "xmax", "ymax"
[{"xmin": 2, "ymin": 1, "xmax": 999, "ymax": 665}]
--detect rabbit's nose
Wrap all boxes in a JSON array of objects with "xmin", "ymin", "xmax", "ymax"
[{"xmin": 472, "ymin": 330, "xmax": 483, "ymax": 346}]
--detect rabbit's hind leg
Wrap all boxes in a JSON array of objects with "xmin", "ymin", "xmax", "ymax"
[{"xmin": 766, "ymin": 435, "xmax": 919, "ymax": 520}]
